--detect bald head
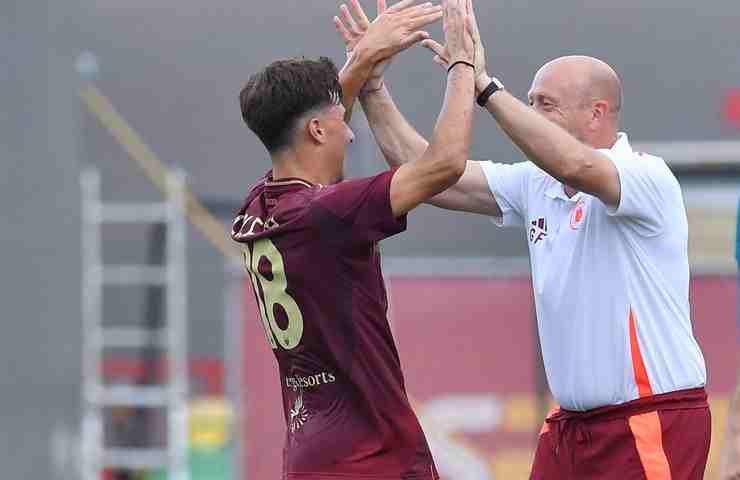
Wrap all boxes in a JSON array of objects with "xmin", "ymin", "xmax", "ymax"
[
  {"xmin": 529, "ymin": 56, "xmax": 622, "ymax": 146},
  {"xmin": 536, "ymin": 56, "xmax": 622, "ymax": 113}
]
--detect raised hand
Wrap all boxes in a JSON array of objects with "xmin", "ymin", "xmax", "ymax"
[
  {"xmin": 334, "ymin": 0, "xmax": 443, "ymax": 92},
  {"xmin": 422, "ymin": 0, "xmax": 488, "ymax": 90},
  {"xmin": 441, "ymin": 0, "xmax": 475, "ymax": 69}
]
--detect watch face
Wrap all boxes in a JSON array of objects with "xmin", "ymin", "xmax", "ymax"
[{"xmin": 477, "ymin": 79, "xmax": 504, "ymax": 106}]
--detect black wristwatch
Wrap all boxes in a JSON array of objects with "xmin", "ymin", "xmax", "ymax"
[{"xmin": 476, "ymin": 77, "xmax": 505, "ymax": 107}]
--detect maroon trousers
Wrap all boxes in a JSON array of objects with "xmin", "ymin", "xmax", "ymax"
[{"xmin": 530, "ymin": 388, "xmax": 711, "ymax": 479}]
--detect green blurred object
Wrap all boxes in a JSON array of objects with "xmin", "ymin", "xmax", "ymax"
[
  {"xmin": 144, "ymin": 446, "xmax": 232, "ymax": 480},
  {"xmin": 144, "ymin": 397, "xmax": 235, "ymax": 480}
]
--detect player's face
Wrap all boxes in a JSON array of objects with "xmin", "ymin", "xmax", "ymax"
[{"xmin": 322, "ymin": 104, "xmax": 355, "ymax": 182}]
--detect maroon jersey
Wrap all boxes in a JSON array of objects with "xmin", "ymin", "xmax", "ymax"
[{"xmin": 231, "ymin": 169, "xmax": 438, "ymax": 480}]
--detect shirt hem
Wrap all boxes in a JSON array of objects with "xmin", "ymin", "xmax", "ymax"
[{"xmin": 551, "ymin": 387, "xmax": 708, "ymax": 422}]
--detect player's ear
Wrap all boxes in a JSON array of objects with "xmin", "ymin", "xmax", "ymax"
[{"xmin": 307, "ymin": 117, "xmax": 327, "ymax": 145}]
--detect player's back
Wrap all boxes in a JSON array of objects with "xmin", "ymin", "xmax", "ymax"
[{"xmin": 232, "ymin": 170, "xmax": 437, "ymax": 480}]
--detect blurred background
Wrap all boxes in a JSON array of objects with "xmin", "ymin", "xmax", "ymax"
[{"xmin": 1, "ymin": 0, "xmax": 738, "ymax": 478}]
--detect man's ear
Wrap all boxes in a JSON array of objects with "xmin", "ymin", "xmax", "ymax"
[
  {"xmin": 307, "ymin": 117, "xmax": 326, "ymax": 145},
  {"xmin": 592, "ymin": 100, "xmax": 609, "ymax": 124}
]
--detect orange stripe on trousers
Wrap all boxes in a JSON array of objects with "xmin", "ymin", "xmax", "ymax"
[
  {"xmin": 628, "ymin": 412, "xmax": 672, "ymax": 479},
  {"xmin": 629, "ymin": 308, "xmax": 653, "ymax": 398},
  {"xmin": 628, "ymin": 309, "xmax": 670, "ymax": 478}
]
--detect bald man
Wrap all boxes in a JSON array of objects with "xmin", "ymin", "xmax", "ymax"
[{"xmin": 335, "ymin": 1, "xmax": 710, "ymax": 478}]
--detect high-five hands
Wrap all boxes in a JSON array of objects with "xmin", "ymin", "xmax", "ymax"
[
  {"xmin": 422, "ymin": 0, "xmax": 489, "ymax": 91},
  {"xmin": 334, "ymin": 0, "xmax": 443, "ymax": 93},
  {"xmin": 440, "ymin": 0, "xmax": 476, "ymax": 73}
]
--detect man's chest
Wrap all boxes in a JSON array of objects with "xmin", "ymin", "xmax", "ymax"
[
  {"xmin": 525, "ymin": 194, "xmax": 621, "ymax": 274},
  {"xmin": 528, "ymin": 195, "xmax": 589, "ymax": 244}
]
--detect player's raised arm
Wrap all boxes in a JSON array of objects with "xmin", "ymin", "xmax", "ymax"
[
  {"xmin": 387, "ymin": 0, "xmax": 475, "ymax": 217},
  {"xmin": 335, "ymin": 0, "xmax": 501, "ymax": 216},
  {"xmin": 337, "ymin": 0, "xmax": 442, "ymax": 121}
]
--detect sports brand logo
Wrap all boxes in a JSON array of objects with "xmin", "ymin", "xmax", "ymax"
[
  {"xmin": 529, "ymin": 217, "xmax": 548, "ymax": 244},
  {"xmin": 284, "ymin": 371, "xmax": 336, "ymax": 434}
]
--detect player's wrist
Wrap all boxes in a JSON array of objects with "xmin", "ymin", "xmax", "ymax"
[
  {"xmin": 447, "ymin": 59, "xmax": 475, "ymax": 75},
  {"xmin": 361, "ymin": 77, "xmax": 385, "ymax": 96}
]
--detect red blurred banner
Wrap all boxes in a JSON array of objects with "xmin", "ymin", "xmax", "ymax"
[{"xmin": 723, "ymin": 88, "xmax": 740, "ymax": 128}]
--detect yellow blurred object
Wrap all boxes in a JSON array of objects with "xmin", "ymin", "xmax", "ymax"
[
  {"xmin": 707, "ymin": 395, "xmax": 730, "ymax": 480},
  {"xmin": 491, "ymin": 448, "xmax": 534, "ymax": 479},
  {"xmin": 188, "ymin": 397, "xmax": 235, "ymax": 450},
  {"xmin": 501, "ymin": 394, "xmax": 538, "ymax": 432}
]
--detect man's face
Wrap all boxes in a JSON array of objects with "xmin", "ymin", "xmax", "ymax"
[
  {"xmin": 528, "ymin": 68, "xmax": 592, "ymax": 143},
  {"xmin": 319, "ymin": 104, "xmax": 355, "ymax": 182}
]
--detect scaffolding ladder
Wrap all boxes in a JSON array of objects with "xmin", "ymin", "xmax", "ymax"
[{"xmin": 80, "ymin": 166, "xmax": 189, "ymax": 480}]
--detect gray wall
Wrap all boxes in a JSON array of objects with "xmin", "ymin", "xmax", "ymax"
[
  {"xmin": 72, "ymin": 0, "xmax": 740, "ymax": 257},
  {"xmin": 2, "ymin": 2, "xmax": 82, "ymax": 478},
  {"xmin": 2, "ymin": 0, "xmax": 739, "ymax": 478}
]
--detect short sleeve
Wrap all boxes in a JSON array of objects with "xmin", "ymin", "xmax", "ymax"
[
  {"xmin": 479, "ymin": 161, "xmax": 532, "ymax": 228},
  {"xmin": 313, "ymin": 169, "xmax": 407, "ymax": 244},
  {"xmin": 600, "ymin": 149, "xmax": 680, "ymax": 235}
]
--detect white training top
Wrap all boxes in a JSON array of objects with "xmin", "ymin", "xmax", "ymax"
[{"xmin": 480, "ymin": 132, "xmax": 707, "ymax": 411}]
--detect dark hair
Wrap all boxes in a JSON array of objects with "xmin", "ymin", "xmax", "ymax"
[{"xmin": 239, "ymin": 57, "xmax": 343, "ymax": 153}]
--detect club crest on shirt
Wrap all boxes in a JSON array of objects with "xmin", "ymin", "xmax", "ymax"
[{"xmin": 570, "ymin": 199, "xmax": 586, "ymax": 230}]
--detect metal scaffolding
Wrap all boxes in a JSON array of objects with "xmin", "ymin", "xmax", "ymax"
[{"xmin": 80, "ymin": 166, "xmax": 189, "ymax": 480}]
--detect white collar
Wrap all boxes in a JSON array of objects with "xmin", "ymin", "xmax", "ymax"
[{"xmin": 609, "ymin": 132, "xmax": 632, "ymax": 157}]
